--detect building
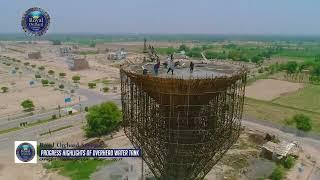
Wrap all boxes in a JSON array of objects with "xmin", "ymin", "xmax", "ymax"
[
  {"xmin": 262, "ymin": 141, "xmax": 300, "ymax": 161},
  {"xmin": 67, "ymin": 56, "xmax": 89, "ymax": 71},
  {"xmin": 59, "ymin": 47, "xmax": 72, "ymax": 57},
  {"xmin": 28, "ymin": 52, "xmax": 41, "ymax": 59},
  {"xmin": 107, "ymin": 49, "xmax": 127, "ymax": 60}
]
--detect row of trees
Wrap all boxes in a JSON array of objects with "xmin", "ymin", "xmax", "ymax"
[
  {"xmin": 159, "ymin": 44, "xmax": 278, "ymax": 64},
  {"xmin": 279, "ymin": 60, "xmax": 320, "ymax": 84},
  {"xmin": 21, "ymin": 61, "xmax": 76, "ymax": 81}
]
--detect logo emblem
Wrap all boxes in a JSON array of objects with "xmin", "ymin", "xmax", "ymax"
[
  {"xmin": 15, "ymin": 141, "xmax": 37, "ymax": 163},
  {"xmin": 21, "ymin": 7, "xmax": 50, "ymax": 36}
]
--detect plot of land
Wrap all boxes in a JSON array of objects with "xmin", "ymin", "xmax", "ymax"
[
  {"xmin": 245, "ymin": 79, "xmax": 304, "ymax": 101},
  {"xmin": 244, "ymin": 98, "xmax": 320, "ymax": 133},
  {"xmin": 0, "ymin": 70, "xmax": 83, "ymax": 116},
  {"xmin": 273, "ymin": 85, "xmax": 320, "ymax": 113}
]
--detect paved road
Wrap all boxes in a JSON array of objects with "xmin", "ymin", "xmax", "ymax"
[
  {"xmin": 0, "ymin": 113, "xmax": 84, "ymax": 154},
  {"xmin": 0, "ymin": 88, "xmax": 121, "ymax": 131}
]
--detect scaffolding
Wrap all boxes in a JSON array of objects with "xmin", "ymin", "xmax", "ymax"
[{"xmin": 120, "ymin": 65, "xmax": 247, "ymax": 180}]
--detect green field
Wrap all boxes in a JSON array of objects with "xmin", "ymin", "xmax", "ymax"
[
  {"xmin": 244, "ymin": 98, "xmax": 320, "ymax": 133},
  {"xmin": 45, "ymin": 159, "xmax": 113, "ymax": 180},
  {"xmin": 273, "ymin": 85, "xmax": 320, "ymax": 113}
]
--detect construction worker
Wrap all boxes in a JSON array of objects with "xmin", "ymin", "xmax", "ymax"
[
  {"xmin": 190, "ymin": 61, "xmax": 194, "ymax": 73},
  {"xmin": 142, "ymin": 66, "xmax": 148, "ymax": 75},
  {"xmin": 167, "ymin": 54, "xmax": 174, "ymax": 75},
  {"xmin": 154, "ymin": 59, "xmax": 160, "ymax": 76}
]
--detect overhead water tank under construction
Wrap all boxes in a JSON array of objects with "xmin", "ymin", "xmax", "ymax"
[{"xmin": 120, "ymin": 62, "xmax": 247, "ymax": 179}]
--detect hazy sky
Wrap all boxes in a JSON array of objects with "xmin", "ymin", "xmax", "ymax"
[{"xmin": 0, "ymin": 0, "xmax": 319, "ymax": 35}]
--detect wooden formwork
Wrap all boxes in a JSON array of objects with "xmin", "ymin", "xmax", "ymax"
[{"xmin": 120, "ymin": 66, "xmax": 247, "ymax": 180}]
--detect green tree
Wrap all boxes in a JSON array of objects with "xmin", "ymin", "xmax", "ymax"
[
  {"xmin": 85, "ymin": 102, "xmax": 122, "ymax": 137},
  {"xmin": 35, "ymin": 74, "xmax": 41, "ymax": 79},
  {"xmin": 31, "ymin": 64, "xmax": 36, "ymax": 68},
  {"xmin": 72, "ymin": 75, "xmax": 81, "ymax": 83},
  {"xmin": 38, "ymin": 66, "xmax": 45, "ymax": 71},
  {"xmin": 178, "ymin": 44, "xmax": 190, "ymax": 52},
  {"xmin": 21, "ymin": 99, "xmax": 35, "ymax": 111},
  {"xmin": 88, "ymin": 82, "xmax": 96, "ymax": 89},
  {"xmin": 270, "ymin": 166, "xmax": 284, "ymax": 180},
  {"xmin": 59, "ymin": 72, "xmax": 66, "ymax": 78},
  {"xmin": 59, "ymin": 84, "xmax": 64, "ymax": 89},
  {"xmin": 84, "ymin": 106, "xmax": 89, "ymax": 112},
  {"xmin": 239, "ymin": 54, "xmax": 249, "ymax": 62},
  {"xmin": 24, "ymin": 62, "xmax": 30, "ymax": 66},
  {"xmin": 48, "ymin": 70, "xmax": 55, "ymax": 75},
  {"xmin": 186, "ymin": 47, "xmax": 202, "ymax": 58},
  {"xmin": 228, "ymin": 50, "xmax": 241, "ymax": 61},
  {"xmin": 1, "ymin": 86, "xmax": 8, "ymax": 93},
  {"xmin": 217, "ymin": 53, "xmax": 227, "ymax": 60},
  {"xmin": 285, "ymin": 61, "xmax": 298, "ymax": 74},
  {"xmin": 157, "ymin": 47, "xmax": 176, "ymax": 55},
  {"xmin": 311, "ymin": 62, "xmax": 320, "ymax": 77},
  {"xmin": 293, "ymin": 114, "xmax": 312, "ymax": 132},
  {"xmin": 49, "ymin": 81, "xmax": 55, "ymax": 86},
  {"xmin": 102, "ymin": 87, "xmax": 109, "ymax": 93},
  {"xmin": 283, "ymin": 156, "xmax": 295, "ymax": 169},
  {"xmin": 41, "ymin": 79, "xmax": 49, "ymax": 86},
  {"xmin": 205, "ymin": 51, "xmax": 218, "ymax": 59},
  {"xmin": 251, "ymin": 55, "xmax": 263, "ymax": 64}
]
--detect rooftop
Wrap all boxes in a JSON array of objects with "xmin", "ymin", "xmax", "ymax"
[{"xmin": 123, "ymin": 60, "xmax": 246, "ymax": 80}]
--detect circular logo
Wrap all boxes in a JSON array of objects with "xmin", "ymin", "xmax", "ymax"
[
  {"xmin": 16, "ymin": 142, "xmax": 36, "ymax": 162},
  {"xmin": 21, "ymin": 7, "xmax": 50, "ymax": 36}
]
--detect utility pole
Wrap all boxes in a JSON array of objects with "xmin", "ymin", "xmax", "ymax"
[{"xmin": 58, "ymin": 105, "xmax": 61, "ymax": 117}]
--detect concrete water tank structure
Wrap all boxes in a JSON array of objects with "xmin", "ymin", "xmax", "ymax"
[{"xmin": 120, "ymin": 62, "xmax": 247, "ymax": 179}]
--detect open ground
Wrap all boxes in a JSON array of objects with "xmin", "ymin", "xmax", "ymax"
[
  {"xmin": 0, "ymin": 64, "xmax": 83, "ymax": 116},
  {"xmin": 245, "ymin": 79, "xmax": 304, "ymax": 101}
]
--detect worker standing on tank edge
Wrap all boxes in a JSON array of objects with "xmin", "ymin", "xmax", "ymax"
[
  {"xmin": 190, "ymin": 61, "xmax": 194, "ymax": 73},
  {"xmin": 142, "ymin": 65, "xmax": 148, "ymax": 75},
  {"xmin": 154, "ymin": 59, "xmax": 160, "ymax": 76},
  {"xmin": 167, "ymin": 54, "xmax": 174, "ymax": 75}
]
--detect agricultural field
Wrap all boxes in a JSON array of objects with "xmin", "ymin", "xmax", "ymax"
[
  {"xmin": 244, "ymin": 98, "xmax": 320, "ymax": 133},
  {"xmin": 244, "ymin": 80, "xmax": 320, "ymax": 133},
  {"xmin": 273, "ymin": 85, "xmax": 320, "ymax": 113},
  {"xmin": 236, "ymin": 39, "xmax": 320, "ymax": 134},
  {"xmin": 245, "ymin": 79, "xmax": 304, "ymax": 101}
]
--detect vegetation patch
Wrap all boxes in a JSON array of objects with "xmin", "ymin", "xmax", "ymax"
[
  {"xmin": 44, "ymin": 159, "xmax": 113, "ymax": 180},
  {"xmin": 85, "ymin": 102, "xmax": 121, "ymax": 137},
  {"xmin": 0, "ymin": 127, "xmax": 21, "ymax": 135},
  {"xmin": 244, "ymin": 98, "xmax": 320, "ymax": 133},
  {"xmin": 273, "ymin": 85, "xmax": 320, "ymax": 113}
]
